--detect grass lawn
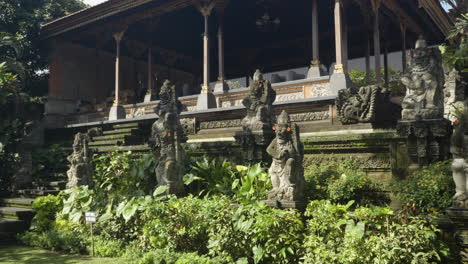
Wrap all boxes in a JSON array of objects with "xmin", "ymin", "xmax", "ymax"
[{"xmin": 0, "ymin": 244, "xmax": 128, "ymax": 264}]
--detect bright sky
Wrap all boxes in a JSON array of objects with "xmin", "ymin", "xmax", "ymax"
[{"xmin": 83, "ymin": 0, "xmax": 107, "ymax": 6}]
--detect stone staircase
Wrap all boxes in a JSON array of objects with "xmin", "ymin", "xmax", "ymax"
[
  {"xmin": 0, "ymin": 198, "xmax": 34, "ymax": 241},
  {"xmin": 0, "ymin": 180, "xmax": 67, "ymax": 242},
  {"xmin": 89, "ymin": 122, "xmax": 150, "ymax": 153}
]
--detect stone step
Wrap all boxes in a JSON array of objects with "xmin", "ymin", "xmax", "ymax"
[
  {"xmin": 102, "ymin": 128, "xmax": 135, "ymax": 136},
  {"xmin": 89, "ymin": 139, "xmax": 124, "ymax": 147},
  {"xmin": 97, "ymin": 144, "xmax": 150, "ymax": 153},
  {"xmin": 0, "ymin": 198, "xmax": 34, "ymax": 209},
  {"xmin": 112, "ymin": 123, "xmax": 140, "ymax": 129},
  {"xmin": 17, "ymin": 189, "xmax": 60, "ymax": 198},
  {"xmin": 0, "ymin": 218, "xmax": 28, "ymax": 233},
  {"xmin": 92, "ymin": 134, "xmax": 128, "ymax": 141},
  {"xmin": 0, "ymin": 207, "xmax": 34, "ymax": 221}
]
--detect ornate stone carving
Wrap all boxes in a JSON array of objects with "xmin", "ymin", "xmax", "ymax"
[
  {"xmin": 444, "ymin": 69, "xmax": 466, "ymax": 121},
  {"xmin": 241, "ymin": 69, "xmax": 277, "ymax": 131},
  {"xmin": 396, "ymin": 119, "xmax": 451, "ymax": 167},
  {"xmin": 66, "ymin": 132, "xmax": 93, "ymax": 189},
  {"xmin": 149, "ymin": 80, "xmax": 186, "ymax": 195},
  {"xmin": 289, "ymin": 111, "xmax": 330, "ymax": 122},
  {"xmin": 336, "ymin": 85, "xmax": 399, "ymax": 126},
  {"xmin": 401, "ymin": 37, "xmax": 445, "ymax": 120},
  {"xmin": 267, "ymin": 111, "xmax": 305, "ymax": 201},
  {"xmin": 235, "ymin": 70, "xmax": 277, "ymax": 163},
  {"xmin": 200, "ymin": 119, "xmax": 242, "ymax": 130},
  {"xmin": 450, "ymin": 101, "xmax": 468, "ymax": 208}
]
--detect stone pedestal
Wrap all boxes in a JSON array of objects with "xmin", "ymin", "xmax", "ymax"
[
  {"xmin": 329, "ymin": 71, "xmax": 354, "ymax": 96},
  {"xmin": 196, "ymin": 92, "xmax": 217, "ymax": 110},
  {"xmin": 143, "ymin": 93, "xmax": 153, "ymax": 103},
  {"xmin": 109, "ymin": 104, "xmax": 126, "ymax": 120},
  {"xmin": 234, "ymin": 129, "xmax": 275, "ymax": 164},
  {"xmin": 396, "ymin": 119, "xmax": 451, "ymax": 167},
  {"xmin": 213, "ymin": 80, "xmax": 229, "ymax": 93},
  {"xmin": 264, "ymin": 200, "xmax": 306, "ymax": 211},
  {"xmin": 446, "ymin": 208, "xmax": 468, "ymax": 262}
]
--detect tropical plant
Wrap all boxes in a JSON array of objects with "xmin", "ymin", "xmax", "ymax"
[
  {"xmin": 302, "ymin": 200, "xmax": 451, "ymax": 264},
  {"xmin": 30, "ymin": 194, "xmax": 62, "ymax": 231},
  {"xmin": 232, "ymin": 164, "xmax": 271, "ymax": 203},
  {"xmin": 184, "ymin": 157, "xmax": 238, "ymax": 196},
  {"xmin": 393, "ymin": 160, "xmax": 454, "ymax": 214}
]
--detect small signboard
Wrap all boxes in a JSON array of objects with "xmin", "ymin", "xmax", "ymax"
[{"xmin": 85, "ymin": 212, "xmax": 97, "ymax": 223}]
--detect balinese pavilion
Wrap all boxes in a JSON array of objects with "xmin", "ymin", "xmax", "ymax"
[
  {"xmin": 42, "ymin": 0, "xmax": 449, "ymax": 123},
  {"xmin": 41, "ymin": 0, "xmax": 451, "ymax": 180}
]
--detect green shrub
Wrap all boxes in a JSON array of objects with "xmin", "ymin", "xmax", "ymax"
[
  {"xmin": 142, "ymin": 195, "xmax": 231, "ymax": 254},
  {"xmin": 138, "ymin": 249, "xmax": 229, "ymax": 264},
  {"xmin": 393, "ymin": 160, "xmax": 454, "ymax": 214},
  {"xmin": 94, "ymin": 152, "xmax": 157, "ymax": 200},
  {"xmin": 302, "ymin": 200, "xmax": 450, "ymax": 264},
  {"xmin": 207, "ymin": 202, "xmax": 304, "ymax": 264},
  {"xmin": 19, "ymin": 229, "xmax": 86, "ymax": 254},
  {"xmin": 184, "ymin": 157, "xmax": 238, "ymax": 196},
  {"xmin": 31, "ymin": 194, "xmax": 62, "ymax": 231},
  {"xmin": 305, "ymin": 163, "xmax": 388, "ymax": 206},
  {"xmin": 89, "ymin": 236, "xmax": 125, "ymax": 257}
]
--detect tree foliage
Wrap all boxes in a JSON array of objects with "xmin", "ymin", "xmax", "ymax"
[{"xmin": 0, "ymin": 0, "xmax": 87, "ymax": 95}]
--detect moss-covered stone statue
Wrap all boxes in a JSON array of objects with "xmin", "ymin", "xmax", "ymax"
[
  {"xmin": 149, "ymin": 80, "xmax": 187, "ymax": 195},
  {"xmin": 266, "ymin": 110, "xmax": 305, "ymax": 202},
  {"xmin": 401, "ymin": 37, "xmax": 444, "ymax": 120},
  {"xmin": 451, "ymin": 101, "xmax": 468, "ymax": 208},
  {"xmin": 235, "ymin": 70, "xmax": 277, "ymax": 163},
  {"xmin": 66, "ymin": 132, "xmax": 93, "ymax": 188}
]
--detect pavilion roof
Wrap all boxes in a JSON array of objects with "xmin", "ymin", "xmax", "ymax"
[{"xmin": 41, "ymin": 0, "xmax": 452, "ymax": 41}]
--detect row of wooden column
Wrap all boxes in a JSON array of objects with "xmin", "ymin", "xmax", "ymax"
[{"xmin": 109, "ymin": 0, "xmax": 410, "ymax": 120}]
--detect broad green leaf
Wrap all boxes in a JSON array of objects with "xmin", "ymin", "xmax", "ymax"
[{"xmin": 153, "ymin": 185, "xmax": 169, "ymax": 197}]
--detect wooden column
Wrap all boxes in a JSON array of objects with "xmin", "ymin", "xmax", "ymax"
[
  {"xmin": 196, "ymin": 1, "xmax": 217, "ymax": 110},
  {"xmin": 312, "ymin": 0, "xmax": 319, "ymax": 62},
  {"xmin": 307, "ymin": 0, "xmax": 323, "ymax": 77},
  {"xmin": 329, "ymin": 0, "xmax": 352, "ymax": 94},
  {"xmin": 214, "ymin": 9, "xmax": 229, "ymax": 93},
  {"xmin": 371, "ymin": 0, "xmax": 382, "ymax": 84},
  {"xmin": 365, "ymin": 29, "xmax": 371, "ymax": 84},
  {"xmin": 384, "ymin": 41, "xmax": 389, "ymax": 86},
  {"xmin": 109, "ymin": 28, "xmax": 127, "ymax": 120},
  {"xmin": 400, "ymin": 22, "xmax": 407, "ymax": 72},
  {"xmin": 342, "ymin": 1, "xmax": 349, "ymax": 72},
  {"xmin": 148, "ymin": 49, "xmax": 152, "ymax": 94},
  {"xmin": 334, "ymin": 0, "xmax": 344, "ymax": 72}
]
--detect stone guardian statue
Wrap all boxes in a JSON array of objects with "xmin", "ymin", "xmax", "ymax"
[
  {"xmin": 266, "ymin": 110, "xmax": 305, "ymax": 202},
  {"xmin": 149, "ymin": 80, "xmax": 187, "ymax": 195},
  {"xmin": 401, "ymin": 37, "xmax": 445, "ymax": 120},
  {"xmin": 450, "ymin": 101, "xmax": 468, "ymax": 208},
  {"xmin": 235, "ymin": 70, "xmax": 277, "ymax": 163},
  {"xmin": 66, "ymin": 132, "xmax": 93, "ymax": 188}
]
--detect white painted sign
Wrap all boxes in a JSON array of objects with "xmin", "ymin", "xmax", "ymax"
[{"xmin": 85, "ymin": 212, "xmax": 97, "ymax": 223}]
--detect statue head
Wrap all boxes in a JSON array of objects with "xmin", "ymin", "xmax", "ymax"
[
  {"xmin": 275, "ymin": 110, "xmax": 292, "ymax": 144},
  {"xmin": 253, "ymin": 69, "xmax": 263, "ymax": 81},
  {"xmin": 409, "ymin": 36, "xmax": 432, "ymax": 70},
  {"xmin": 72, "ymin": 133, "xmax": 87, "ymax": 153}
]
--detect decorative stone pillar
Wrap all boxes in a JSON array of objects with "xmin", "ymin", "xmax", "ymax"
[
  {"xmin": 371, "ymin": 0, "xmax": 382, "ymax": 83},
  {"xmin": 196, "ymin": 1, "xmax": 217, "ymax": 110},
  {"xmin": 329, "ymin": 0, "xmax": 353, "ymax": 95},
  {"xmin": 109, "ymin": 29, "xmax": 127, "ymax": 120},
  {"xmin": 307, "ymin": 0, "xmax": 325, "ymax": 78},
  {"xmin": 214, "ymin": 8, "xmax": 229, "ymax": 93}
]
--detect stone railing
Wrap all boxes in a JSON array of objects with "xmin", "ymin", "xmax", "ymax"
[{"xmin": 64, "ymin": 76, "xmax": 330, "ymax": 125}]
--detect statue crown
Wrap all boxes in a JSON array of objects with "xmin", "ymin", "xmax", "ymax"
[{"xmin": 277, "ymin": 110, "xmax": 290, "ymax": 125}]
